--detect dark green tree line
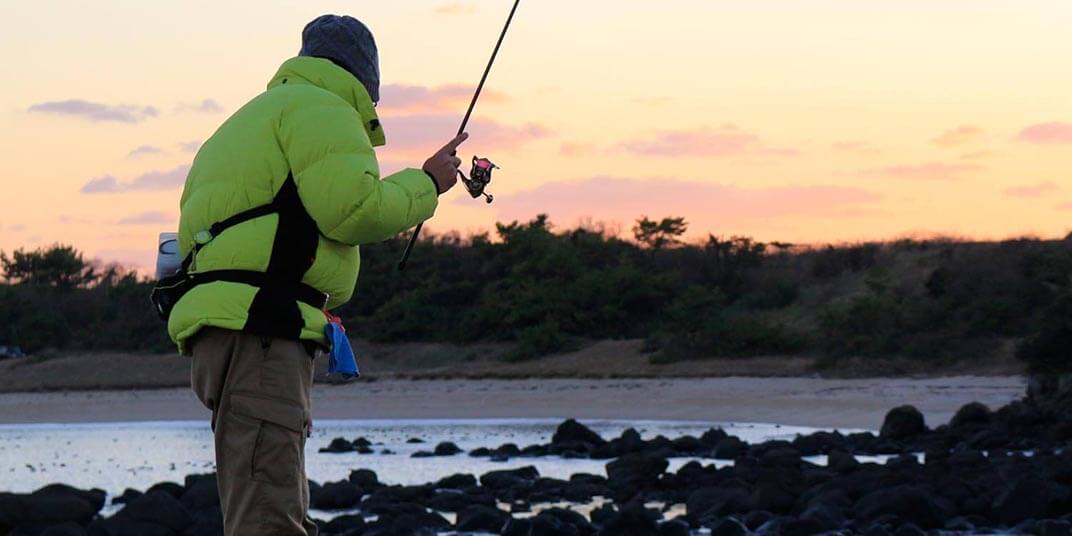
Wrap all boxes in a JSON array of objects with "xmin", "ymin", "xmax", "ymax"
[{"xmin": 1, "ymin": 225, "xmax": 1069, "ymax": 373}]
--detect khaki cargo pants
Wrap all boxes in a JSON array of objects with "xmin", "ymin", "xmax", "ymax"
[{"xmin": 190, "ymin": 327, "xmax": 319, "ymax": 536}]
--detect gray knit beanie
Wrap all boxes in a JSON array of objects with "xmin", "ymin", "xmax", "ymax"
[{"xmin": 299, "ymin": 15, "xmax": 380, "ymax": 103}]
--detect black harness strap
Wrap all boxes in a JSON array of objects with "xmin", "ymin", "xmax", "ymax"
[
  {"xmin": 242, "ymin": 173, "xmax": 321, "ymax": 339},
  {"xmin": 190, "ymin": 270, "xmax": 327, "ymax": 310},
  {"xmin": 209, "ymin": 203, "xmax": 279, "ymax": 238},
  {"xmin": 155, "ymin": 173, "xmax": 326, "ymax": 337}
]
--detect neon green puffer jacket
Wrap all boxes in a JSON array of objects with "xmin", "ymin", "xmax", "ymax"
[{"xmin": 168, "ymin": 56, "xmax": 438, "ymax": 353}]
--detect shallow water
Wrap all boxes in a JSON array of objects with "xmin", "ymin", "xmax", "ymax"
[{"xmin": 0, "ymin": 419, "xmax": 850, "ymax": 495}]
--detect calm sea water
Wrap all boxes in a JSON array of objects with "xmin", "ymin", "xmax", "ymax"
[
  {"xmin": 0, "ymin": 419, "xmax": 852, "ymax": 492},
  {"xmin": 0, "ymin": 418, "xmax": 879, "ymax": 526}
]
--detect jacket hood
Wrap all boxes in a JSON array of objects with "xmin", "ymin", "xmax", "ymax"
[{"xmin": 268, "ymin": 56, "xmax": 386, "ymax": 147}]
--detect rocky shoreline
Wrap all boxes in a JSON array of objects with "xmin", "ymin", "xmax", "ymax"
[{"xmin": 2, "ymin": 394, "xmax": 1070, "ymax": 535}]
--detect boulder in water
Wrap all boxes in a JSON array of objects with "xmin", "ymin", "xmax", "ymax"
[{"xmin": 552, "ymin": 418, "xmax": 607, "ymax": 447}]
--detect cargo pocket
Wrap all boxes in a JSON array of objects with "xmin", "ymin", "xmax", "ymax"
[{"xmin": 229, "ymin": 392, "xmax": 306, "ymax": 487}]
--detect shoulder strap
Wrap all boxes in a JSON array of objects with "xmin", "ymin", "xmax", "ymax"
[
  {"xmin": 208, "ymin": 202, "xmax": 279, "ymax": 238},
  {"xmin": 183, "ymin": 196, "xmax": 282, "ymax": 271}
]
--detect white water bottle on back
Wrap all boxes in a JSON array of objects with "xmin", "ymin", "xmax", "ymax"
[{"xmin": 155, "ymin": 232, "xmax": 181, "ymax": 280}]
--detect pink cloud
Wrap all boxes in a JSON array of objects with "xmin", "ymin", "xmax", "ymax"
[
  {"xmin": 381, "ymin": 114, "xmax": 549, "ymax": 152},
  {"xmin": 178, "ymin": 140, "xmax": 202, "ymax": 152},
  {"xmin": 128, "ymin": 145, "xmax": 164, "ymax": 158},
  {"xmin": 378, "ymin": 84, "xmax": 504, "ymax": 113},
  {"xmin": 619, "ymin": 126, "xmax": 760, "ymax": 157},
  {"xmin": 28, "ymin": 99, "xmax": 159, "ymax": 123},
  {"xmin": 1057, "ymin": 202, "xmax": 1072, "ymax": 211},
  {"xmin": 932, "ymin": 125, "xmax": 984, "ymax": 147},
  {"xmin": 560, "ymin": 142, "xmax": 599, "ymax": 157},
  {"xmin": 174, "ymin": 99, "xmax": 225, "ymax": 114},
  {"xmin": 1016, "ymin": 122, "xmax": 1072, "ymax": 145},
  {"xmin": 117, "ymin": 211, "xmax": 175, "ymax": 225},
  {"xmin": 860, "ymin": 162, "xmax": 982, "ymax": 180},
  {"xmin": 81, "ymin": 163, "xmax": 191, "ymax": 193},
  {"xmin": 481, "ymin": 177, "xmax": 882, "ymax": 233},
  {"xmin": 1004, "ymin": 181, "xmax": 1059, "ymax": 198}
]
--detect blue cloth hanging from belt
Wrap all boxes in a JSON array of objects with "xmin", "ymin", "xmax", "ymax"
[{"xmin": 324, "ymin": 314, "xmax": 359, "ymax": 380}]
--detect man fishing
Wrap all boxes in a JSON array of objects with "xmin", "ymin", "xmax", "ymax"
[{"xmin": 167, "ymin": 15, "xmax": 466, "ymax": 534}]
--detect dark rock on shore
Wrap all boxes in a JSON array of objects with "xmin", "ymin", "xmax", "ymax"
[
  {"xmin": 688, "ymin": 487, "xmax": 756, "ymax": 523},
  {"xmin": 320, "ymin": 436, "xmax": 376, "ymax": 454},
  {"xmin": 553, "ymin": 418, "xmax": 608, "ymax": 447},
  {"xmin": 412, "ymin": 441, "xmax": 463, "ymax": 458},
  {"xmin": 320, "ymin": 437, "xmax": 356, "ymax": 453},
  {"xmin": 456, "ymin": 504, "xmax": 510, "ymax": 532},
  {"xmin": 113, "ymin": 490, "xmax": 193, "ymax": 533},
  {"xmin": 606, "ymin": 453, "xmax": 669, "ymax": 502},
  {"xmin": 0, "ymin": 484, "xmax": 105, "ymax": 530},
  {"xmin": 950, "ymin": 401, "xmax": 992, "ymax": 427},
  {"xmin": 595, "ymin": 503, "xmax": 660, "ymax": 535},
  {"xmin": 880, "ymin": 405, "xmax": 927, "ymax": 440},
  {"xmin": 348, "ymin": 468, "xmax": 381, "ymax": 489},
  {"xmin": 320, "ymin": 514, "xmax": 365, "ymax": 534},
  {"xmin": 9, "ymin": 391, "xmax": 1072, "ymax": 536},
  {"xmin": 312, "ymin": 480, "xmax": 363, "ymax": 510},
  {"xmin": 362, "ymin": 502, "xmax": 450, "ymax": 536},
  {"xmin": 481, "ymin": 466, "xmax": 540, "ymax": 489},
  {"xmin": 713, "ymin": 436, "xmax": 747, "ymax": 459}
]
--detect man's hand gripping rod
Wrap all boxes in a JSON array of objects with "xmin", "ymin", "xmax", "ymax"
[{"xmin": 397, "ymin": 0, "xmax": 521, "ymax": 271}]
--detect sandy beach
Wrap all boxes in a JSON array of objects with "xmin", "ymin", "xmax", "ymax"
[{"xmin": 0, "ymin": 375, "xmax": 1025, "ymax": 430}]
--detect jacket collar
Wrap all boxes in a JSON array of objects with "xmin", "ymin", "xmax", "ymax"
[{"xmin": 267, "ymin": 56, "xmax": 386, "ymax": 147}]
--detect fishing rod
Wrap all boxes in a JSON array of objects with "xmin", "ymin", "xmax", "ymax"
[{"xmin": 398, "ymin": 0, "xmax": 522, "ymax": 270}]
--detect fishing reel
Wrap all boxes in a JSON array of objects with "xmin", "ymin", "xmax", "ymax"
[{"xmin": 460, "ymin": 156, "xmax": 498, "ymax": 204}]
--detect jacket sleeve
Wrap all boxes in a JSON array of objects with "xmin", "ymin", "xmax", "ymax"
[{"xmin": 279, "ymin": 96, "xmax": 438, "ymax": 246}]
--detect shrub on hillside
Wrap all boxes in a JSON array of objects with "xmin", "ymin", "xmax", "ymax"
[
  {"xmin": 1017, "ymin": 290, "xmax": 1072, "ymax": 374},
  {"xmin": 646, "ymin": 287, "xmax": 805, "ymax": 363}
]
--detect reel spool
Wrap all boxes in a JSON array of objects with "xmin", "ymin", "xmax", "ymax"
[{"xmin": 462, "ymin": 156, "xmax": 498, "ymax": 204}]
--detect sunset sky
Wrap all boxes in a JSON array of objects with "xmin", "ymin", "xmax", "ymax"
[{"xmin": 2, "ymin": 0, "xmax": 1070, "ymax": 272}]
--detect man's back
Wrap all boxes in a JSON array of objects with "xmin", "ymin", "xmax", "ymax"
[{"xmin": 169, "ymin": 56, "xmax": 440, "ymax": 353}]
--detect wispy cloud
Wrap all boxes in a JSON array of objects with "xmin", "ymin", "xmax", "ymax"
[
  {"xmin": 175, "ymin": 99, "xmax": 225, "ymax": 114},
  {"xmin": 1004, "ymin": 181, "xmax": 1059, "ymax": 198},
  {"xmin": 178, "ymin": 140, "xmax": 202, "ymax": 153},
  {"xmin": 81, "ymin": 164, "xmax": 191, "ymax": 194},
  {"xmin": 560, "ymin": 142, "xmax": 600, "ymax": 157},
  {"xmin": 382, "ymin": 114, "xmax": 549, "ymax": 151},
  {"xmin": 127, "ymin": 145, "xmax": 164, "ymax": 158},
  {"xmin": 58, "ymin": 215, "xmax": 98, "ymax": 225},
  {"xmin": 1016, "ymin": 122, "xmax": 1072, "ymax": 145},
  {"xmin": 117, "ymin": 211, "xmax": 175, "ymax": 225},
  {"xmin": 932, "ymin": 125, "xmax": 984, "ymax": 147},
  {"xmin": 860, "ymin": 162, "xmax": 982, "ymax": 180},
  {"xmin": 618, "ymin": 126, "xmax": 759, "ymax": 157},
  {"xmin": 482, "ymin": 177, "xmax": 882, "ymax": 231},
  {"xmin": 379, "ymin": 84, "xmax": 504, "ymax": 113},
  {"xmin": 1058, "ymin": 202, "xmax": 1072, "ymax": 211},
  {"xmin": 433, "ymin": 2, "xmax": 476, "ymax": 15},
  {"xmin": 28, "ymin": 99, "xmax": 159, "ymax": 123}
]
